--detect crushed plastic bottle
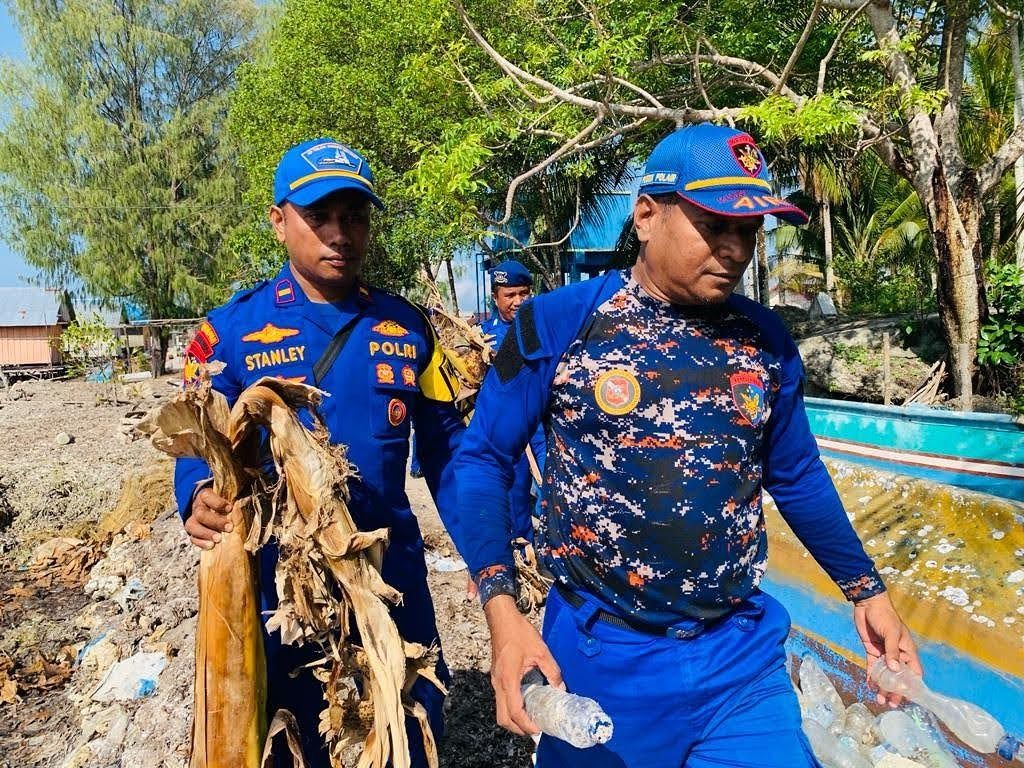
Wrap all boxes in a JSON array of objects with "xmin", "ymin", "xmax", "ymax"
[
  {"xmin": 876, "ymin": 710, "xmax": 957, "ymax": 768},
  {"xmin": 869, "ymin": 659, "xmax": 1023, "ymax": 759},
  {"xmin": 802, "ymin": 719, "xmax": 872, "ymax": 768},
  {"xmin": 521, "ymin": 670, "xmax": 614, "ymax": 749},
  {"xmin": 799, "ymin": 654, "xmax": 845, "ymax": 729}
]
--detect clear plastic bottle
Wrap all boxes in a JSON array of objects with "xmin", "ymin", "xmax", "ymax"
[
  {"xmin": 802, "ymin": 719, "xmax": 872, "ymax": 768},
  {"xmin": 842, "ymin": 702, "xmax": 878, "ymax": 748},
  {"xmin": 877, "ymin": 709, "xmax": 958, "ymax": 768},
  {"xmin": 521, "ymin": 670, "xmax": 614, "ymax": 749},
  {"xmin": 870, "ymin": 659, "xmax": 1023, "ymax": 759},
  {"xmin": 798, "ymin": 654, "xmax": 845, "ymax": 730}
]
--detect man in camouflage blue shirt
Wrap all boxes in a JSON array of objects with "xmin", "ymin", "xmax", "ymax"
[{"xmin": 452, "ymin": 124, "xmax": 921, "ymax": 767}]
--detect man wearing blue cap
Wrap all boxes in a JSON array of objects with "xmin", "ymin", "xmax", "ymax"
[
  {"xmin": 452, "ymin": 124, "xmax": 921, "ymax": 767},
  {"xmin": 174, "ymin": 138, "xmax": 465, "ymax": 766},
  {"xmin": 479, "ymin": 260, "xmax": 545, "ymax": 547}
]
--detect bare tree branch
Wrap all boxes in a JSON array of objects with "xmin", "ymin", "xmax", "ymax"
[
  {"xmin": 818, "ymin": 0, "xmax": 872, "ymax": 94},
  {"xmin": 488, "ymin": 113, "xmax": 604, "ymax": 226},
  {"xmin": 977, "ymin": 120, "xmax": 1024, "ymax": 195},
  {"xmin": 775, "ymin": 0, "xmax": 822, "ymax": 95},
  {"xmin": 457, "ymin": 1, "xmax": 743, "ymax": 123},
  {"xmin": 935, "ymin": 3, "xmax": 968, "ymax": 186},
  {"xmin": 988, "ymin": 0, "xmax": 1023, "ymax": 22}
]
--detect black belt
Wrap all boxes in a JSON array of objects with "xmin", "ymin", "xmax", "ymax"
[{"xmin": 555, "ymin": 583, "xmax": 707, "ymax": 639}]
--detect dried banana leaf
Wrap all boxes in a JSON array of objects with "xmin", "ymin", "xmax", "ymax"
[
  {"xmin": 136, "ymin": 374, "xmax": 267, "ymax": 768},
  {"xmin": 420, "ymin": 277, "xmax": 494, "ymax": 403},
  {"xmin": 229, "ymin": 378, "xmax": 443, "ymax": 768}
]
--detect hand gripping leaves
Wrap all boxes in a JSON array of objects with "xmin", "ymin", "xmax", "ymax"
[{"xmin": 139, "ymin": 370, "xmax": 443, "ymax": 768}]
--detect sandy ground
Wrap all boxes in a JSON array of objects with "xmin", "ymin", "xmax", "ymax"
[{"xmin": 0, "ymin": 375, "xmax": 533, "ymax": 768}]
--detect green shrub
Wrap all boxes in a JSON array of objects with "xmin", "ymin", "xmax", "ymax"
[{"xmin": 977, "ymin": 263, "xmax": 1024, "ymax": 414}]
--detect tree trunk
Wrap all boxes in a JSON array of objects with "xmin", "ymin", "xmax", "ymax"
[
  {"xmin": 756, "ymin": 229, "xmax": 770, "ymax": 307},
  {"xmin": 444, "ymin": 255, "xmax": 460, "ymax": 314},
  {"xmin": 929, "ymin": 176, "xmax": 985, "ymax": 409},
  {"xmin": 822, "ymin": 199, "xmax": 836, "ymax": 297},
  {"xmin": 1012, "ymin": 21, "xmax": 1024, "ymax": 269}
]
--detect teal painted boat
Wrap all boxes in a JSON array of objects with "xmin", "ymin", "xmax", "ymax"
[{"xmin": 804, "ymin": 397, "xmax": 1024, "ymax": 501}]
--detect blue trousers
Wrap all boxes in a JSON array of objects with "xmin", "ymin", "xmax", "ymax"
[
  {"xmin": 262, "ymin": 537, "xmax": 446, "ymax": 767},
  {"xmin": 536, "ymin": 588, "xmax": 821, "ymax": 768}
]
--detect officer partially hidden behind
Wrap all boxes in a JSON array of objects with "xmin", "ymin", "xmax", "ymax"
[
  {"xmin": 479, "ymin": 259, "xmax": 546, "ymax": 545},
  {"xmin": 174, "ymin": 138, "xmax": 465, "ymax": 766}
]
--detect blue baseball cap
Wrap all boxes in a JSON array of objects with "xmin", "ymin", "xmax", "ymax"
[
  {"xmin": 273, "ymin": 138, "xmax": 384, "ymax": 209},
  {"xmin": 638, "ymin": 123, "xmax": 807, "ymax": 225},
  {"xmin": 489, "ymin": 259, "xmax": 532, "ymax": 288}
]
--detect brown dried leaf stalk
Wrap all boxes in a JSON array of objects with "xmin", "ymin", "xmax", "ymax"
[
  {"xmin": 512, "ymin": 538, "xmax": 553, "ymax": 614},
  {"xmin": 421, "ymin": 278, "xmax": 494, "ymax": 400},
  {"xmin": 136, "ymin": 371, "xmax": 267, "ymax": 768},
  {"xmin": 228, "ymin": 378, "xmax": 443, "ymax": 768}
]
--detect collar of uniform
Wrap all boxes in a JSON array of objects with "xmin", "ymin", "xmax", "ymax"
[{"xmin": 274, "ymin": 263, "xmax": 372, "ymax": 310}]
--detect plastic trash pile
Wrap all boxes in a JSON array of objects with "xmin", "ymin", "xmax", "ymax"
[{"xmin": 795, "ymin": 655, "xmax": 1024, "ymax": 768}]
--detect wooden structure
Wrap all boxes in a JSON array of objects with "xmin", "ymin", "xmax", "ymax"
[{"xmin": 0, "ymin": 287, "xmax": 73, "ymax": 368}]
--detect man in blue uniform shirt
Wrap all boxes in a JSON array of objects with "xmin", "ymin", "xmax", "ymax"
[
  {"xmin": 174, "ymin": 138, "xmax": 465, "ymax": 767},
  {"xmin": 479, "ymin": 260, "xmax": 546, "ymax": 543},
  {"xmin": 452, "ymin": 124, "xmax": 922, "ymax": 767}
]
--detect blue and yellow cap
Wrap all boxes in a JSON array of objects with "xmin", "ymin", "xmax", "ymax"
[
  {"xmin": 638, "ymin": 123, "xmax": 807, "ymax": 225},
  {"xmin": 273, "ymin": 138, "xmax": 384, "ymax": 209}
]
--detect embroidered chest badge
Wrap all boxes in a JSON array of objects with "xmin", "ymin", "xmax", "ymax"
[
  {"xmin": 730, "ymin": 371, "xmax": 767, "ymax": 426},
  {"xmin": 594, "ymin": 369, "xmax": 642, "ymax": 415},
  {"xmin": 371, "ymin": 320, "xmax": 408, "ymax": 337}
]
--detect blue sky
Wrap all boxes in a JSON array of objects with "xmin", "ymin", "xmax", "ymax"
[{"xmin": 0, "ymin": 3, "xmax": 32, "ymax": 287}]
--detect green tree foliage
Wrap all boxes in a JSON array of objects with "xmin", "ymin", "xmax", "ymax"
[
  {"xmin": 777, "ymin": 154, "xmax": 934, "ymax": 315},
  {"xmin": 447, "ymin": 0, "xmax": 1024, "ymax": 402},
  {"xmin": 977, "ymin": 263, "xmax": 1024, "ymax": 413},
  {"xmin": 56, "ymin": 312, "xmax": 118, "ymax": 377},
  {"xmin": 229, "ymin": 0, "xmax": 634, "ymax": 298},
  {"xmin": 0, "ymin": 0, "xmax": 257, "ymax": 367},
  {"xmin": 228, "ymin": 0, "xmax": 478, "ymax": 294}
]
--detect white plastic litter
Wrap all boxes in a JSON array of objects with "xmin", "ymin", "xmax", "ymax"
[
  {"xmin": 423, "ymin": 550, "xmax": 467, "ymax": 572},
  {"xmin": 91, "ymin": 652, "xmax": 167, "ymax": 702}
]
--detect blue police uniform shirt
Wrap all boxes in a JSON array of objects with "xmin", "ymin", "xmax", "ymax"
[
  {"xmin": 453, "ymin": 270, "xmax": 884, "ymax": 624},
  {"xmin": 173, "ymin": 262, "xmax": 464, "ymax": 545}
]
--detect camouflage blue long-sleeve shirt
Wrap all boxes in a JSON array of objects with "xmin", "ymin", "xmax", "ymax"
[{"xmin": 453, "ymin": 269, "xmax": 884, "ymax": 625}]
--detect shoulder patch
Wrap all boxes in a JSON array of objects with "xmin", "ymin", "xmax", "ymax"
[
  {"xmin": 183, "ymin": 320, "xmax": 220, "ymax": 387},
  {"xmin": 494, "ymin": 328, "xmax": 526, "ymax": 384},
  {"xmin": 516, "ymin": 301, "xmax": 542, "ymax": 358}
]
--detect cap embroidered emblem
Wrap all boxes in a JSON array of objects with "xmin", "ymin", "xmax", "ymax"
[
  {"xmin": 301, "ymin": 141, "xmax": 362, "ymax": 174},
  {"xmin": 387, "ymin": 398, "xmax": 407, "ymax": 426},
  {"xmin": 729, "ymin": 371, "xmax": 768, "ymax": 426},
  {"xmin": 594, "ymin": 368, "xmax": 642, "ymax": 416},
  {"xmin": 242, "ymin": 323, "xmax": 300, "ymax": 344},
  {"xmin": 727, "ymin": 135, "xmax": 764, "ymax": 178},
  {"xmin": 401, "ymin": 365, "xmax": 417, "ymax": 387}
]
